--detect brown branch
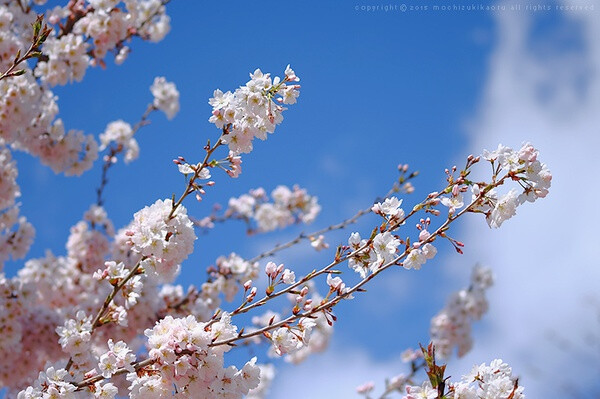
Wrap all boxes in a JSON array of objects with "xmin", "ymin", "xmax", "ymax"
[{"xmin": 208, "ymin": 172, "xmax": 509, "ymax": 347}]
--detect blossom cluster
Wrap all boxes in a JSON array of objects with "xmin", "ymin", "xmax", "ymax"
[
  {"xmin": 0, "ymin": 273, "xmax": 61, "ymax": 390},
  {"xmin": 132, "ymin": 314, "xmax": 261, "ymax": 398},
  {"xmin": 156, "ymin": 251, "xmax": 259, "ymax": 323},
  {"xmin": 269, "ymin": 317, "xmax": 316, "ymax": 357},
  {"xmin": 128, "ymin": 199, "xmax": 196, "ymax": 282},
  {"xmin": 450, "ymin": 359, "xmax": 524, "ymax": 399},
  {"xmin": 347, "ymin": 196, "xmax": 437, "ymax": 278},
  {"xmin": 224, "ymin": 185, "xmax": 321, "ymax": 233},
  {"xmin": 209, "ymin": 65, "xmax": 300, "ymax": 155},
  {"xmin": 17, "ymin": 367, "xmax": 77, "ymax": 399},
  {"xmin": 403, "ymin": 359, "xmax": 524, "ymax": 399},
  {"xmin": 0, "ymin": 6, "xmax": 25, "ymax": 73},
  {"xmin": 0, "ymin": 148, "xmax": 34, "ymax": 269},
  {"xmin": 150, "ymin": 76, "xmax": 180, "ymax": 120},
  {"xmin": 430, "ymin": 265, "xmax": 494, "ymax": 358},
  {"xmin": 438, "ymin": 142, "xmax": 552, "ymax": 228},
  {"xmin": 63, "ymin": 0, "xmax": 170, "ymax": 67},
  {"xmin": 99, "ymin": 120, "xmax": 139, "ymax": 163},
  {"xmin": 67, "ymin": 210, "xmax": 112, "ymax": 273},
  {"xmin": 270, "ymin": 311, "xmax": 333, "ymax": 364},
  {"xmin": 480, "ymin": 143, "xmax": 551, "ymax": 228},
  {"xmin": 347, "ymin": 230, "xmax": 398, "ymax": 277},
  {"xmin": 0, "ymin": 69, "xmax": 99, "ymax": 175},
  {"xmin": 56, "ymin": 310, "xmax": 93, "ymax": 357},
  {"xmin": 34, "ymin": 33, "xmax": 89, "ymax": 86}
]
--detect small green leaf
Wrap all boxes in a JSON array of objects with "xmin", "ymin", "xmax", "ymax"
[{"xmin": 32, "ymin": 16, "xmax": 42, "ymax": 37}]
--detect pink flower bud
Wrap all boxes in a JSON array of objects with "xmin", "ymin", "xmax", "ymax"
[
  {"xmin": 356, "ymin": 382, "xmax": 375, "ymax": 394},
  {"xmin": 265, "ymin": 261, "xmax": 277, "ymax": 278}
]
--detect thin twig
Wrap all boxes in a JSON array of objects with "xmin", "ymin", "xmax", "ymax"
[{"xmin": 0, "ymin": 15, "xmax": 50, "ymax": 82}]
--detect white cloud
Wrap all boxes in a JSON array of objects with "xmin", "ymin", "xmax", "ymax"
[
  {"xmin": 318, "ymin": 155, "xmax": 344, "ymax": 178},
  {"xmin": 447, "ymin": 2, "xmax": 600, "ymax": 396}
]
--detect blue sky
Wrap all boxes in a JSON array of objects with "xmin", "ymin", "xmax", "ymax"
[{"xmin": 4, "ymin": 0, "xmax": 600, "ymax": 397}]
